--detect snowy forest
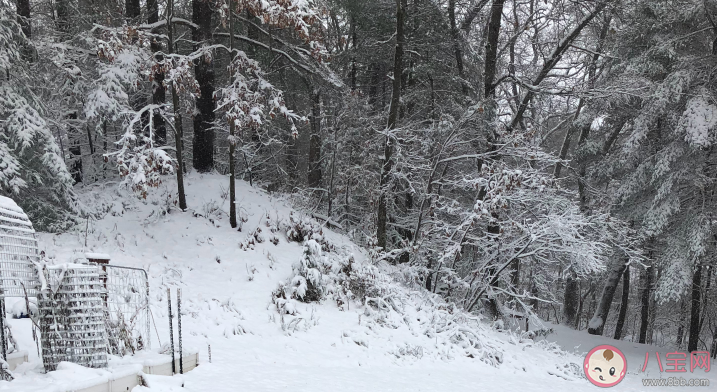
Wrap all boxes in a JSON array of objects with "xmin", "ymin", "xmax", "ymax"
[{"xmin": 2, "ymin": 0, "xmax": 717, "ymax": 389}]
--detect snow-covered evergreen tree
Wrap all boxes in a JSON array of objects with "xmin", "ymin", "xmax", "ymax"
[{"xmin": 0, "ymin": 5, "xmax": 74, "ymax": 230}]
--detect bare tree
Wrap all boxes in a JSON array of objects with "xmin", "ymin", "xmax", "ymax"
[
  {"xmin": 377, "ymin": 0, "xmax": 404, "ymax": 251},
  {"xmin": 192, "ymin": 0, "xmax": 216, "ymax": 172}
]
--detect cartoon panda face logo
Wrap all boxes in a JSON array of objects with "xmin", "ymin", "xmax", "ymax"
[{"xmin": 584, "ymin": 345, "xmax": 627, "ymax": 387}]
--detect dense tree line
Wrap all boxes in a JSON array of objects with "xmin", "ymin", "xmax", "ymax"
[{"xmin": 1, "ymin": 0, "xmax": 717, "ymax": 356}]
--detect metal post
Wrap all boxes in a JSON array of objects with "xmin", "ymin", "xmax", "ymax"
[
  {"xmin": 177, "ymin": 288, "xmax": 183, "ymax": 374},
  {"xmin": 146, "ymin": 278, "xmax": 151, "ymax": 350},
  {"xmin": 208, "ymin": 344, "xmax": 211, "ymax": 363},
  {"xmin": 167, "ymin": 288, "xmax": 175, "ymax": 374},
  {"xmin": 0, "ymin": 294, "xmax": 6, "ymax": 361}
]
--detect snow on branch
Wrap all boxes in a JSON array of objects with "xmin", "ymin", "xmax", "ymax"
[
  {"xmin": 105, "ymin": 105, "xmax": 175, "ymax": 198},
  {"xmin": 87, "ymin": 25, "xmax": 189, "ymax": 198},
  {"xmin": 137, "ymin": 17, "xmax": 199, "ymax": 32},
  {"xmin": 220, "ymin": 0, "xmax": 327, "ymax": 60},
  {"xmin": 0, "ymin": 86, "xmax": 73, "ymax": 196},
  {"xmin": 213, "ymin": 32, "xmax": 315, "ymax": 74},
  {"xmin": 0, "ymin": 6, "xmax": 22, "ymax": 69},
  {"xmin": 0, "ymin": 140, "xmax": 26, "ymax": 194},
  {"xmin": 216, "ymin": 49, "xmax": 304, "ymax": 141}
]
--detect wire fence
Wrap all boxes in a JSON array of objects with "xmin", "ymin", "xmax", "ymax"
[{"xmin": 103, "ymin": 264, "xmax": 151, "ymax": 354}]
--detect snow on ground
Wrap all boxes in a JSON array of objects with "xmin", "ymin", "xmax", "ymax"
[
  {"xmin": 4, "ymin": 173, "xmax": 715, "ymax": 391},
  {"xmin": 539, "ymin": 323, "xmax": 716, "ymax": 390}
]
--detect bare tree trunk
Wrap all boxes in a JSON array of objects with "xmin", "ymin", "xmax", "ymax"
[
  {"xmin": 228, "ymin": 0, "xmax": 237, "ymax": 228},
  {"xmin": 448, "ymin": 0, "xmax": 465, "ymax": 92},
  {"xmin": 676, "ymin": 298, "xmax": 687, "ymax": 349},
  {"xmin": 698, "ymin": 261, "xmax": 712, "ymax": 337},
  {"xmin": 148, "ymin": 0, "xmax": 166, "ymax": 145},
  {"xmin": 350, "ymin": 17, "xmax": 357, "ymax": 90},
  {"xmin": 588, "ymin": 260, "xmax": 627, "ymax": 335},
  {"xmin": 613, "ymin": 264, "xmax": 630, "ymax": 340},
  {"xmin": 477, "ymin": 0, "xmax": 506, "ymax": 319},
  {"xmin": 688, "ymin": 264, "xmax": 703, "ymax": 352},
  {"xmin": 553, "ymin": 126, "xmax": 575, "ymax": 179},
  {"xmin": 507, "ymin": 3, "xmax": 520, "ymax": 110},
  {"xmin": 167, "ymin": 0, "xmax": 187, "ymax": 210},
  {"xmin": 68, "ymin": 113, "xmax": 82, "ymax": 184},
  {"xmin": 483, "ymin": 0, "xmax": 505, "ymax": 100},
  {"xmin": 528, "ymin": 266, "xmax": 538, "ymax": 312},
  {"xmin": 192, "ymin": 0, "xmax": 216, "ymax": 172},
  {"xmin": 509, "ymin": 257, "xmax": 520, "ymax": 287},
  {"xmin": 125, "ymin": 0, "xmax": 140, "ymax": 19},
  {"xmin": 16, "ymin": 0, "xmax": 32, "ymax": 61},
  {"xmin": 586, "ymin": 288, "xmax": 597, "ymax": 329},
  {"xmin": 56, "ymin": 0, "xmax": 71, "ymax": 35},
  {"xmin": 638, "ymin": 264, "xmax": 653, "ymax": 344},
  {"xmin": 563, "ymin": 270, "xmax": 579, "ymax": 327},
  {"xmin": 460, "ymin": 0, "xmax": 491, "ymax": 33},
  {"xmin": 711, "ymin": 322, "xmax": 717, "ymax": 358},
  {"xmin": 16, "ymin": 0, "xmax": 31, "ymax": 38},
  {"xmin": 367, "ymin": 63, "xmax": 381, "ymax": 110},
  {"xmin": 327, "ymin": 138, "xmax": 337, "ymax": 218},
  {"xmin": 577, "ymin": 281, "xmax": 595, "ymax": 330},
  {"xmin": 377, "ymin": 0, "xmax": 404, "ymax": 250},
  {"xmin": 308, "ymin": 89, "xmax": 322, "ymax": 188},
  {"xmin": 646, "ymin": 268, "xmax": 658, "ymax": 344}
]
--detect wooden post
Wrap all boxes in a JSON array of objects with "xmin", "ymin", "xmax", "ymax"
[{"xmin": 86, "ymin": 253, "xmax": 110, "ymax": 306}]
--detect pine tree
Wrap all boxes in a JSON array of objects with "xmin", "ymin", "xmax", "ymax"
[{"xmin": 0, "ymin": 4, "xmax": 75, "ymax": 230}]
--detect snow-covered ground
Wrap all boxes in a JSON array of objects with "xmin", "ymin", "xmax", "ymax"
[{"xmin": 3, "ymin": 174, "xmax": 714, "ymax": 391}]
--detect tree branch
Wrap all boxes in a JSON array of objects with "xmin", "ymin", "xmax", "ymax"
[
  {"xmin": 212, "ymin": 32, "xmax": 314, "ymax": 75},
  {"xmin": 507, "ymin": 1, "xmax": 612, "ymax": 132},
  {"xmin": 459, "ymin": 0, "xmax": 491, "ymax": 32},
  {"xmin": 138, "ymin": 17, "xmax": 199, "ymax": 32}
]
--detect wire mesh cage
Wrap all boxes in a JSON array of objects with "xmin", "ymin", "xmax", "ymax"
[
  {"xmin": 37, "ymin": 265, "xmax": 109, "ymax": 371},
  {"xmin": 0, "ymin": 196, "xmax": 41, "ymax": 363},
  {"xmin": 102, "ymin": 264, "xmax": 151, "ymax": 355},
  {"xmin": 0, "ymin": 196, "xmax": 40, "ymax": 298}
]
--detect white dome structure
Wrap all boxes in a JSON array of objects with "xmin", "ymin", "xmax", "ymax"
[{"xmin": 0, "ymin": 196, "xmax": 40, "ymax": 298}]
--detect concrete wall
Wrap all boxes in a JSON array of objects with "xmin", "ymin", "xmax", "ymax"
[
  {"xmin": 74, "ymin": 352, "xmax": 199, "ymax": 392},
  {"xmin": 75, "ymin": 373, "xmax": 140, "ymax": 392}
]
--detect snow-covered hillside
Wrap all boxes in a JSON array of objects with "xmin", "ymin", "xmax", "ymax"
[{"xmin": 5, "ymin": 174, "xmax": 714, "ymax": 391}]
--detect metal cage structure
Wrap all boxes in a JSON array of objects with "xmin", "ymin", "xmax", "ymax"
[
  {"xmin": 0, "ymin": 196, "xmax": 40, "ymax": 363},
  {"xmin": 37, "ymin": 264, "xmax": 109, "ymax": 371},
  {"xmin": 0, "ymin": 196, "xmax": 40, "ymax": 298}
]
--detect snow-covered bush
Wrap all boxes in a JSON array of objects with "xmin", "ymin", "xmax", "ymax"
[
  {"xmin": 275, "ymin": 240, "xmax": 332, "ymax": 305},
  {"xmin": 271, "ymin": 217, "xmax": 508, "ymax": 365},
  {"xmin": 112, "ymin": 132, "xmax": 175, "ymax": 199},
  {"xmin": 335, "ymin": 259, "xmax": 506, "ymax": 363},
  {"xmin": 282, "ymin": 213, "xmax": 337, "ymax": 254},
  {"xmin": 239, "ymin": 227, "xmax": 265, "ymax": 250},
  {"xmin": 283, "ymin": 213, "xmax": 321, "ymax": 243}
]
